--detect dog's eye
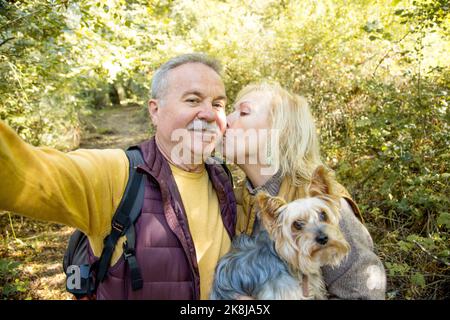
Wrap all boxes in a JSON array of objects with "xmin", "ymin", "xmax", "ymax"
[
  {"xmin": 293, "ymin": 220, "xmax": 305, "ymax": 230},
  {"xmin": 319, "ymin": 211, "xmax": 327, "ymax": 221}
]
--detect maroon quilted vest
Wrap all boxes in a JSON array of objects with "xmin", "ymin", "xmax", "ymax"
[{"xmin": 88, "ymin": 137, "xmax": 236, "ymax": 299}]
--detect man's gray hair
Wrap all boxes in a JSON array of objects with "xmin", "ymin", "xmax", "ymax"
[{"xmin": 150, "ymin": 53, "xmax": 222, "ymax": 100}]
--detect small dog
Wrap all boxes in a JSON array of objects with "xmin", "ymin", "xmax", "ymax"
[{"xmin": 210, "ymin": 166, "xmax": 350, "ymax": 300}]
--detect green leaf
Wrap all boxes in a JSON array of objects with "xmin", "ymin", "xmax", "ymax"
[
  {"xmin": 398, "ymin": 240, "xmax": 413, "ymax": 252},
  {"xmin": 382, "ymin": 32, "xmax": 393, "ymax": 40},
  {"xmin": 411, "ymin": 273, "xmax": 426, "ymax": 288},
  {"xmin": 437, "ymin": 213, "xmax": 450, "ymax": 229}
]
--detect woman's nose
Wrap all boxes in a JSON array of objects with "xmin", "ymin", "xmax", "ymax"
[{"xmin": 227, "ymin": 112, "xmax": 237, "ymax": 127}]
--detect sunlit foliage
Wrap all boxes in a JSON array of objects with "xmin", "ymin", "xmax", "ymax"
[{"xmin": 0, "ymin": 0, "xmax": 449, "ymax": 299}]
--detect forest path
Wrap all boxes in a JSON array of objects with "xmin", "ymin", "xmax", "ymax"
[{"xmin": 79, "ymin": 105, "xmax": 152, "ymax": 150}]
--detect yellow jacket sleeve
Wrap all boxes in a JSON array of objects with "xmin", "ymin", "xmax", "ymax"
[{"xmin": 0, "ymin": 120, "xmax": 129, "ymax": 238}]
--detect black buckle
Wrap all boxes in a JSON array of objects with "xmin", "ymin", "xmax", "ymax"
[
  {"xmin": 112, "ymin": 221, "xmax": 124, "ymax": 233},
  {"xmin": 123, "ymin": 242, "xmax": 135, "ymax": 259}
]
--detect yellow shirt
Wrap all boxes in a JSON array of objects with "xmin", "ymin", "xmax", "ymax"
[
  {"xmin": 169, "ymin": 164, "xmax": 231, "ymax": 300},
  {"xmin": 0, "ymin": 120, "xmax": 231, "ymax": 298}
]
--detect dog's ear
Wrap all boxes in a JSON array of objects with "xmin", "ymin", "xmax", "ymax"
[
  {"xmin": 257, "ymin": 192, "xmax": 286, "ymax": 231},
  {"xmin": 257, "ymin": 192, "xmax": 286, "ymax": 216},
  {"xmin": 308, "ymin": 165, "xmax": 335, "ymax": 197}
]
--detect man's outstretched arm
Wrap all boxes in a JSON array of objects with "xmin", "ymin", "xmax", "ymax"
[{"xmin": 0, "ymin": 120, "xmax": 129, "ymax": 238}]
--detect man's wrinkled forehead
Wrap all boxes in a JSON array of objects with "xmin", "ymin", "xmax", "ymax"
[{"xmin": 166, "ymin": 63, "xmax": 226, "ymax": 99}]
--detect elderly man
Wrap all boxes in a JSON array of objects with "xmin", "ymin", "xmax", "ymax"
[{"xmin": 0, "ymin": 53, "xmax": 235, "ymax": 299}]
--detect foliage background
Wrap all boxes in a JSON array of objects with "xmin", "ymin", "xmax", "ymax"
[{"xmin": 0, "ymin": 0, "xmax": 449, "ymax": 299}]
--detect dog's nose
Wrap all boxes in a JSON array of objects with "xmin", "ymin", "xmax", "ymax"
[{"xmin": 315, "ymin": 231, "xmax": 328, "ymax": 245}]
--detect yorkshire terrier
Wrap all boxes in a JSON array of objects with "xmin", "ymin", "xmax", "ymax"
[{"xmin": 210, "ymin": 166, "xmax": 350, "ymax": 300}]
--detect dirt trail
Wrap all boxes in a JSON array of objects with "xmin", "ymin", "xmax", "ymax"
[
  {"xmin": 0, "ymin": 105, "xmax": 151, "ymax": 300},
  {"xmin": 80, "ymin": 105, "xmax": 152, "ymax": 150}
]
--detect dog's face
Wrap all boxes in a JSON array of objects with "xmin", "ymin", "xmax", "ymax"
[{"xmin": 257, "ymin": 166, "xmax": 350, "ymax": 276}]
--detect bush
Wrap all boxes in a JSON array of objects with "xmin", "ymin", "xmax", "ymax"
[{"xmin": 1, "ymin": 0, "xmax": 448, "ymax": 299}]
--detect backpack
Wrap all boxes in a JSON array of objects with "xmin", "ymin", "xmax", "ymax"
[
  {"xmin": 62, "ymin": 147, "xmax": 234, "ymax": 299},
  {"xmin": 63, "ymin": 147, "xmax": 146, "ymax": 299}
]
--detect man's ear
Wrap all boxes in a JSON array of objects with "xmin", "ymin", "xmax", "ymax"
[
  {"xmin": 256, "ymin": 192, "xmax": 286, "ymax": 232},
  {"xmin": 148, "ymin": 99, "xmax": 159, "ymax": 126}
]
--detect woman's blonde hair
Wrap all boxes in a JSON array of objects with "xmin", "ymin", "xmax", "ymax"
[{"xmin": 235, "ymin": 82, "xmax": 323, "ymax": 186}]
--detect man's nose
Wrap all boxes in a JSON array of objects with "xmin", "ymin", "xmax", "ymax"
[{"xmin": 197, "ymin": 103, "xmax": 216, "ymax": 122}]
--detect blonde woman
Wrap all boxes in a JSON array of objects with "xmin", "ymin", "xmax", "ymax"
[{"xmin": 222, "ymin": 82, "xmax": 386, "ymax": 299}]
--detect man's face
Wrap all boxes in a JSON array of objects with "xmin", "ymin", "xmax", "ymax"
[{"xmin": 149, "ymin": 63, "xmax": 227, "ymax": 165}]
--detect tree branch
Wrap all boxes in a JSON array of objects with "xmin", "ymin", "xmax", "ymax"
[
  {"xmin": 0, "ymin": 5, "xmax": 53, "ymax": 31},
  {"xmin": 413, "ymin": 240, "xmax": 450, "ymax": 267},
  {"xmin": 372, "ymin": 31, "xmax": 412, "ymax": 77},
  {"xmin": 0, "ymin": 37, "xmax": 15, "ymax": 47}
]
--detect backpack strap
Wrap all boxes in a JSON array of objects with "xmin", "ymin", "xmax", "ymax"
[
  {"xmin": 122, "ymin": 147, "xmax": 145, "ymax": 290},
  {"xmin": 95, "ymin": 147, "xmax": 145, "ymax": 289},
  {"xmin": 123, "ymin": 224, "xmax": 142, "ymax": 290}
]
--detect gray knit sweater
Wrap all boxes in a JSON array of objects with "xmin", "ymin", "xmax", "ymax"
[{"xmin": 245, "ymin": 172, "xmax": 387, "ymax": 300}]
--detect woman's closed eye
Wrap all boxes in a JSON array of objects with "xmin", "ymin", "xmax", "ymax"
[{"xmin": 238, "ymin": 102, "xmax": 251, "ymax": 116}]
